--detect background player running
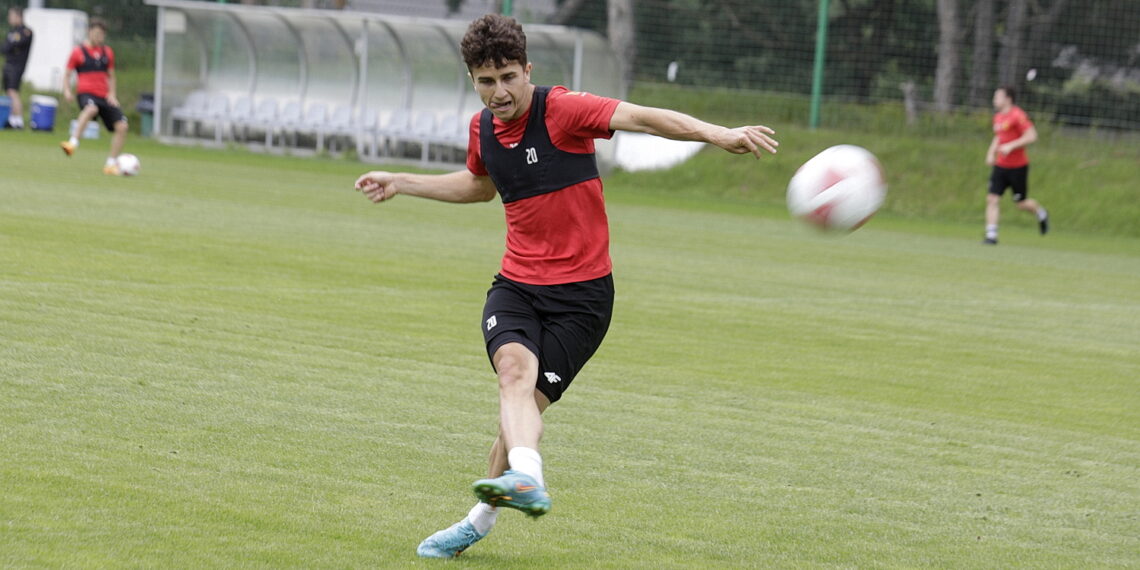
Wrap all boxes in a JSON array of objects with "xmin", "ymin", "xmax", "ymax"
[{"xmin": 984, "ymin": 85, "xmax": 1049, "ymax": 245}]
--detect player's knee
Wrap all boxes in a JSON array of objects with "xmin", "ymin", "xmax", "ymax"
[
  {"xmin": 494, "ymin": 348, "xmax": 535, "ymax": 393},
  {"xmin": 986, "ymin": 193, "xmax": 1000, "ymax": 206},
  {"xmin": 114, "ymin": 120, "xmax": 128, "ymax": 133}
]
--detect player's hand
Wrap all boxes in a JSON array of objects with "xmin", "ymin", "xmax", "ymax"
[
  {"xmin": 985, "ymin": 152, "xmax": 996, "ymax": 166},
  {"xmin": 997, "ymin": 143, "xmax": 1013, "ymax": 156},
  {"xmin": 354, "ymin": 171, "xmax": 399, "ymax": 203},
  {"xmin": 107, "ymin": 95, "xmax": 120, "ymax": 108},
  {"xmin": 715, "ymin": 125, "xmax": 779, "ymax": 159},
  {"xmin": 63, "ymin": 90, "xmax": 74, "ymax": 103}
]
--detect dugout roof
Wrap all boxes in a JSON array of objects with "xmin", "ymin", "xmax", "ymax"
[{"xmin": 144, "ymin": 0, "xmax": 623, "ymax": 149}]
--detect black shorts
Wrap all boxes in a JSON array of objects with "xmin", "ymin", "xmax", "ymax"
[
  {"xmin": 77, "ymin": 93, "xmax": 127, "ymax": 132},
  {"xmin": 989, "ymin": 165, "xmax": 1029, "ymax": 202},
  {"xmin": 2, "ymin": 65, "xmax": 25, "ymax": 91},
  {"xmin": 482, "ymin": 273, "xmax": 614, "ymax": 404}
]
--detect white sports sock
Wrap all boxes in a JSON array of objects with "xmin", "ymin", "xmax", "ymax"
[
  {"xmin": 105, "ymin": 157, "xmax": 117, "ymax": 167},
  {"xmin": 68, "ymin": 136, "xmax": 79, "ymax": 147},
  {"xmin": 1036, "ymin": 208, "xmax": 1048, "ymax": 221},
  {"xmin": 507, "ymin": 447, "xmax": 545, "ymax": 487},
  {"xmin": 9, "ymin": 116, "xmax": 23, "ymax": 128},
  {"xmin": 465, "ymin": 502, "xmax": 498, "ymax": 535},
  {"xmin": 985, "ymin": 224, "xmax": 998, "ymax": 240}
]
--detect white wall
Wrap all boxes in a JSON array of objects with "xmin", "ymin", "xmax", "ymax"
[{"xmin": 22, "ymin": 9, "xmax": 87, "ymax": 92}]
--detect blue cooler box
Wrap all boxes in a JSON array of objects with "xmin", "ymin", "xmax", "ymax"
[
  {"xmin": 0, "ymin": 95, "xmax": 10, "ymax": 128},
  {"xmin": 30, "ymin": 95, "xmax": 59, "ymax": 131}
]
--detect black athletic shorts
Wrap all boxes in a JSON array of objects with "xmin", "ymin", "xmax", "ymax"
[
  {"xmin": 2, "ymin": 65, "xmax": 25, "ymax": 91},
  {"xmin": 989, "ymin": 165, "xmax": 1029, "ymax": 202},
  {"xmin": 77, "ymin": 93, "xmax": 127, "ymax": 132},
  {"xmin": 481, "ymin": 273, "xmax": 614, "ymax": 404}
]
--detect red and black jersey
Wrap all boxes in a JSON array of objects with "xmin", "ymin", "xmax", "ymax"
[
  {"xmin": 467, "ymin": 85, "xmax": 621, "ymax": 286},
  {"xmin": 67, "ymin": 43, "xmax": 115, "ymax": 98}
]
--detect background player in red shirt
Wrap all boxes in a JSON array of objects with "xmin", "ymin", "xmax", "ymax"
[
  {"xmin": 59, "ymin": 18, "xmax": 129, "ymax": 175},
  {"xmin": 354, "ymin": 14, "xmax": 779, "ymax": 559},
  {"xmin": 984, "ymin": 85, "xmax": 1049, "ymax": 244}
]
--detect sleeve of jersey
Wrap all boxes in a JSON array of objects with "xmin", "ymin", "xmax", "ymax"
[
  {"xmin": 107, "ymin": 47, "xmax": 115, "ymax": 70},
  {"xmin": 1018, "ymin": 111, "xmax": 1034, "ymax": 131},
  {"xmin": 548, "ymin": 88, "xmax": 622, "ymax": 140},
  {"xmin": 465, "ymin": 113, "xmax": 489, "ymax": 176}
]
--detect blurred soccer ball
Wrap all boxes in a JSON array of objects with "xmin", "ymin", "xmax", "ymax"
[
  {"xmin": 786, "ymin": 144, "xmax": 886, "ymax": 231},
  {"xmin": 117, "ymin": 153, "xmax": 141, "ymax": 177}
]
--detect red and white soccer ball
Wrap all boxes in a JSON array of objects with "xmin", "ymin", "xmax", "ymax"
[
  {"xmin": 786, "ymin": 145, "xmax": 886, "ymax": 231},
  {"xmin": 117, "ymin": 153, "xmax": 141, "ymax": 177}
]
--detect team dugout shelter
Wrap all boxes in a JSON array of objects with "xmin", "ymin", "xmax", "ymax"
[{"xmin": 144, "ymin": 0, "xmax": 624, "ymax": 165}]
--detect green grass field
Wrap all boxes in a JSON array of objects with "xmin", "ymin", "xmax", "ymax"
[{"xmin": 1, "ymin": 133, "xmax": 1137, "ymax": 568}]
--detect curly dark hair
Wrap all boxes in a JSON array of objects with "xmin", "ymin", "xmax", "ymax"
[
  {"xmin": 997, "ymin": 84, "xmax": 1017, "ymax": 104},
  {"xmin": 461, "ymin": 14, "xmax": 527, "ymax": 70},
  {"xmin": 89, "ymin": 17, "xmax": 107, "ymax": 32}
]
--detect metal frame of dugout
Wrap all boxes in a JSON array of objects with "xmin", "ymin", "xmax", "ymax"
[{"xmin": 144, "ymin": 0, "xmax": 624, "ymax": 165}]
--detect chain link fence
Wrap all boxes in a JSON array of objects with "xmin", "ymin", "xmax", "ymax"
[{"xmin": 38, "ymin": 0, "xmax": 1140, "ymax": 130}]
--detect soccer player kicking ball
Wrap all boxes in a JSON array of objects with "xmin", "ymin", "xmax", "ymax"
[
  {"xmin": 59, "ymin": 18, "xmax": 129, "ymax": 175},
  {"xmin": 354, "ymin": 14, "xmax": 779, "ymax": 559},
  {"xmin": 983, "ymin": 85, "xmax": 1049, "ymax": 245}
]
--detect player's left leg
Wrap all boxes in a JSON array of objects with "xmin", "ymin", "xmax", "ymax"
[
  {"xmin": 6, "ymin": 87, "xmax": 23, "ymax": 128},
  {"xmin": 104, "ymin": 118, "xmax": 129, "ymax": 175},
  {"xmin": 470, "ymin": 343, "xmax": 552, "ymax": 517},
  {"xmin": 1010, "ymin": 165, "xmax": 1048, "ymax": 235},
  {"xmin": 417, "ymin": 393, "xmax": 550, "ymax": 559}
]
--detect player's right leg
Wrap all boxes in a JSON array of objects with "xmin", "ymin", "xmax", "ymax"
[
  {"xmin": 416, "ymin": 397, "xmax": 548, "ymax": 558},
  {"xmin": 61, "ymin": 99, "xmax": 99, "ymax": 156},
  {"xmin": 5, "ymin": 86, "xmax": 23, "ymax": 129},
  {"xmin": 984, "ymin": 167, "xmax": 1006, "ymax": 244}
]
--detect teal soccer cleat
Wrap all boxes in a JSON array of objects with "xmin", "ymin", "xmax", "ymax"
[
  {"xmin": 416, "ymin": 520, "xmax": 487, "ymax": 558},
  {"xmin": 472, "ymin": 470, "xmax": 551, "ymax": 518}
]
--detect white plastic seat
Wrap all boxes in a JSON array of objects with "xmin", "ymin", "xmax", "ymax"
[
  {"xmin": 169, "ymin": 90, "xmax": 209, "ymax": 136},
  {"xmin": 410, "ymin": 111, "xmax": 437, "ymax": 162},
  {"xmin": 302, "ymin": 102, "xmax": 329, "ymax": 149},
  {"xmin": 274, "ymin": 100, "xmax": 303, "ymax": 147},
  {"xmin": 324, "ymin": 104, "xmax": 354, "ymax": 152},
  {"xmin": 226, "ymin": 95, "xmax": 253, "ymax": 141},
  {"xmin": 202, "ymin": 93, "xmax": 230, "ymax": 143},
  {"xmin": 355, "ymin": 108, "xmax": 380, "ymax": 157}
]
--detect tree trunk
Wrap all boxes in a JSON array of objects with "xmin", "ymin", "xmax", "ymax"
[
  {"xmin": 607, "ymin": 0, "xmax": 636, "ymax": 92},
  {"xmin": 933, "ymin": 0, "xmax": 960, "ymax": 112},
  {"xmin": 968, "ymin": 0, "xmax": 994, "ymax": 107},
  {"xmin": 549, "ymin": 0, "xmax": 590, "ymax": 25},
  {"xmin": 998, "ymin": 0, "xmax": 1028, "ymax": 86},
  {"xmin": 1024, "ymin": 0, "xmax": 1071, "ymax": 77}
]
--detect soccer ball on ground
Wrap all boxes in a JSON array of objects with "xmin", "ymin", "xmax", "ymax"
[
  {"xmin": 117, "ymin": 153, "xmax": 141, "ymax": 176},
  {"xmin": 786, "ymin": 144, "xmax": 886, "ymax": 231}
]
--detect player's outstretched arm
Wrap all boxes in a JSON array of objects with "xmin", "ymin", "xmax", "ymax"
[
  {"xmin": 608, "ymin": 101, "xmax": 778, "ymax": 159},
  {"xmin": 354, "ymin": 169, "xmax": 497, "ymax": 204}
]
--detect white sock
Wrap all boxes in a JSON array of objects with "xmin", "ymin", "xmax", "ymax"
[
  {"xmin": 1037, "ymin": 207, "xmax": 1048, "ymax": 221},
  {"xmin": 9, "ymin": 116, "xmax": 22, "ymax": 128},
  {"xmin": 465, "ymin": 502, "xmax": 498, "ymax": 535},
  {"xmin": 507, "ymin": 447, "xmax": 545, "ymax": 487},
  {"xmin": 68, "ymin": 136, "xmax": 79, "ymax": 147},
  {"xmin": 985, "ymin": 224, "xmax": 998, "ymax": 240},
  {"xmin": 105, "ymin": 157, "xmax": 117, "ymax": 167}
]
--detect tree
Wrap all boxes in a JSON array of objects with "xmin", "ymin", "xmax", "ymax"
[
  {"xmin": 607, "ymin": 0, "xmax": 635, "ymax": 91},
  {"xmin": 933, "ymin": 0, "xmax": 960, "ymax": 112},
  {"xmin": 968, "ymin": 0, "xmax": 994, "ymax": 106}
]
